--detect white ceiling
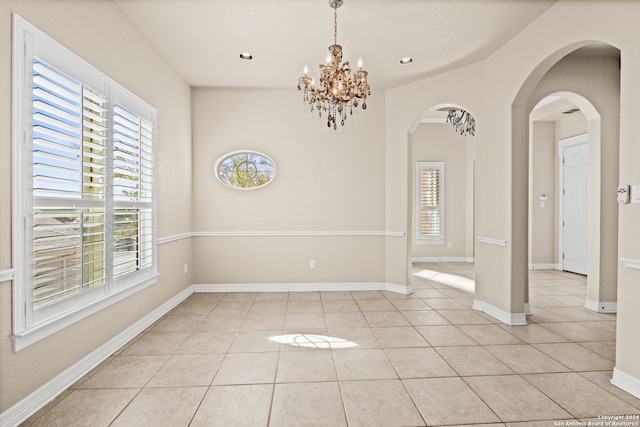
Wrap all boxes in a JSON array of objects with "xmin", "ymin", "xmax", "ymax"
[{"xmin": 114, "ymin": 0, "xmax": 558, "ymax": 90}]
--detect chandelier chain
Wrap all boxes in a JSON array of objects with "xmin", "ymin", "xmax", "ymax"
[{"xmin": 333, "ymin": 6, "xmax": 338, "ymax": 47}]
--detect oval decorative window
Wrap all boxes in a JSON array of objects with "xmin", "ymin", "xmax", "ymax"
[{"xmin": 215, "ymin": 150, "xmax": 276, "ymax": 190}]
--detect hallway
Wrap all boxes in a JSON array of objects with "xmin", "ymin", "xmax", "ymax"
[{"xmin": 23, "ymin": 264, "xmax": 640, "ymax": 426}]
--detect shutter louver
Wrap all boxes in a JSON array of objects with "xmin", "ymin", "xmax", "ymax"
[
  {"xmin": 113, "ymin": 104, "xmax": 154, "ymax": 279},
  {"xmin": 32, "ymin": 209, "xmax": 82, "ymax": 307},
  {"xmin": 31, "ymin": 58, "xmax": 107, "ymax": 308},
  {"xmin": 419, "ymin": 168, "xmax": 442, "ymax": 238},
  {"xmin": 32, "ymin": 59, "xmax": 82, "ymax": 198},
  {"xmin": 139, "ymin": 117, "xmax": 154, "ymax": 203},
  {"xmin": 113, "ymin": 104, "xmax": 141, "ymax": 202},
  {"xmin": 82, "ymin": 87, "xmax": 108, "ymax": 200}
]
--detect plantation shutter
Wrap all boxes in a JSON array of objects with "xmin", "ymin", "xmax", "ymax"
[
  {"xmin": 112, "ymin": 104, "xmax": 154, "ymax": 280},
  {"xmin": 418, "ymin": 162, "xmax": 444, "ymax": 240},
  {"xmin": 31, "ymin": 58, "xmax": 108, "ymax": 308},
  {"xmin": 13, "ymin": 15, "xmax": 159, "ymax": 348}
]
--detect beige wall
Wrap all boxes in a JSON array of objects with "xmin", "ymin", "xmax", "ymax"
[
  {"xmin": 529, "ymin": 121, "xmax": 556, "ymax": 266},
  {"xmin": 191, "ymin": 88, "xmax": 386, "ymax": 285},
  {"xmin": 3, "ymin": 0, "xmax": 640, "ymax": 417},
  {"xmin": 410, "ymin": 124, "xmax": 473, "ymax": 259},
  {"xmin": 386, "ymin": 0, "xmax": 640, "ymax": 383},
  {"xmin": 0, "ymin": 0, "xmax": 193, "ymax": 412},
  {"xmin": 557, "ymin": 112, "xmax": 588, "ymax": 140}
]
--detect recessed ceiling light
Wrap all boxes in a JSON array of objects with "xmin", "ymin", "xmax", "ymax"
[
  {"xmin": 399, "ymin": 57, "xmax": 413, "ymax": 64},
  {"xmin": 239, "ymin": 53, "xmax": 253, "ymax": 60}
]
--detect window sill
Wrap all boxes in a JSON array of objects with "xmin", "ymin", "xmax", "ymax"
[
  {"xmin": 417, "ymin": 239, "xmax": 444, "ymax": 245},
  {"xmin": 12, "ymin": 273, "xmax": 158, "ymax": 352}
]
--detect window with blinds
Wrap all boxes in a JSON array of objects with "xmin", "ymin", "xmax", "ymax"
[
  {"xmin": 113, "ymin": 104, "xmax": 154, "ymax": 280},
  {"xmin": 12, "ymin": 15, "xmax": 157, "ymax": 349},
  {"xmin": 32, "ymin": 58, "xmax": 108, "ymax": 308},
  {"xmin": 417, "ymin": 162, "xmax": 444, "ymax": 242}
]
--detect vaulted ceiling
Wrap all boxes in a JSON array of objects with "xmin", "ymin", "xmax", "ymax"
[{"xmin": 115, "ymin": 0, "xmax": 558, "ymax": 89}]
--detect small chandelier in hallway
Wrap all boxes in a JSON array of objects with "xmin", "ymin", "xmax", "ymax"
[
  {"xmin": 297, "ymin": 0, "xmax": 371, "ymax": 130},
  {"xmin": 446, "ymin": 108, "xmax": 476, "ymax": 136}
]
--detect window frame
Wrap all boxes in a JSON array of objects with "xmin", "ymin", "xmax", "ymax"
[
  {"xmin": 11, "ymin": 14, "xmax": 158, "ymax": 352},
  {"xmin": 214, "ymin": 150, "xmax": 277, "ymax": 190},
  {"xmin": 416, "ymin": 161, "xmax": 445, "ymax": 244}
]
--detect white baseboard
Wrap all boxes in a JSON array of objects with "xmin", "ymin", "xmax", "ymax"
[
  {"xmin": 385, "ymin": 282, "xmax": 414, "ymax": 295},
  {"xmin": 472, "ymin": 299, "xmax": 527, "ymax": 325},
  {"xmin": 528, "ymin": 263, "xmax": 561, "ymax": 270},
  {"xmin": 612, "ymin": 368, "xmax": 640, "ymax": 399},
  {"xmin": 0, "ymin": 287, "xmax": 193, "ymax": 427},
  {"xmin": 524, "ymin": 303, "xmax": 531, "ymax": 315},
  {"xmin": 412, "ymin": 257, "xmax": 474, "ymax": 263},
  {"xmin": 584, "ymin": 299, "xmax": 617, "ymax": 313},
  {"xmin": 194, "ymin": 282, "xmax": 413, "ymax": 295}
]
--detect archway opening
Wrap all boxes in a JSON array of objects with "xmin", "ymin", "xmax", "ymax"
[
  {"xmin": 513, "ymin": 42, "xmax": 621, "ymax": 318},
  {"xmin": 408, "ymin": 105, "xmax": 477, "ymax": 291},
  {"xmin": 528, "ymin": 91, "xmax": 604, "ymax": 314}
]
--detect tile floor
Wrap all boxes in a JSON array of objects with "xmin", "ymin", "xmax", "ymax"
[{"xmin": 23, "ymin": 263, "xmax": 640, "ymax": 426}]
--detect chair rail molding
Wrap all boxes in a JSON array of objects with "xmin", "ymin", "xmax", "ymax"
[
  {"xmin": 158, "ymin": 232, "xmax": 193, "ymax": 245},
  {"xmin": 193, "ymin": 230, "xmax": 406, "ymax": 237},
  {"xmin": 0, "ymin": 268, "xmax": 16, "ymax": 283},
  {"xmin": 477, "ymin": 236, "xmax": 507, "ymax": 246},
  {"xmin": 620, "ymin": 258, "xmax": 640, "ymax": 270},
  {"xmin": 158, "ymin": 231, "xmax": 407, "ymax": 244}
]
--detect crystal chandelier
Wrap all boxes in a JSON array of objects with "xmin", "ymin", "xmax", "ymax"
[
  {"xmin": 297, "ymin": 0, "xmax": 371, "ymax": 130},
  {"xmin": 446, "ymin": 108, "xmax": 476, "ymax": 136}
]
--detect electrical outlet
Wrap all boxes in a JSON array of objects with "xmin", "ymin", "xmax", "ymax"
[
  {"xmin": 309, "ymin": 259, "xmax": 316, "ymax": 269},
  {"xmin": 184, "ymin": 264, "xmax": 188, "ymax": 274}
]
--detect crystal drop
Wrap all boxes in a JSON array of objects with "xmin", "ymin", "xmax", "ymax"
[
  {"xmin": 362, "ymin": 102, "xmax": 367, "ymax": 110},
  {"xmin": 327, "ymin": 120, "xmax": 331, "ymax": 127},
  {"xmin": 341, "ymin": 119, "xmax": 345, "ymax": 126},
  {"xmin": 334, "ymin": 123, "xmax": 337, "ymax": 130}
]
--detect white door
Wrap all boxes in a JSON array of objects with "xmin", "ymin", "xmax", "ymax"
[{"xmin": 561, "ymin": 140, "xmax": 588, "ymax": 275}]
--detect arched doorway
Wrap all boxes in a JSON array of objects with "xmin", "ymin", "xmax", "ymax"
[
  {"xmin": 513, "ymin": 43, "xmax": 621, "ymax": 318},
  {"xmin": 407, "ymin": 105, "xmax": 477, "ymax": 288},
  {"xmin": 528, "ymin": 91, "xmax": 615, "ymax": 315}
]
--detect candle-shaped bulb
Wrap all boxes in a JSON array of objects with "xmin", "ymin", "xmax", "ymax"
[
  {"xmin": 357, "ymin": 58, "xmax": 363, "ymax": 70},
  {"xmin": 303, "ymin": 65, "xmax": 309, "ymax": 76}
]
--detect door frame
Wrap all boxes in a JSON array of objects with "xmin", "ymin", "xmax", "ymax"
[{"xmin": 558, "ymin": 133, "xmax": 588, "ymax": 274}]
